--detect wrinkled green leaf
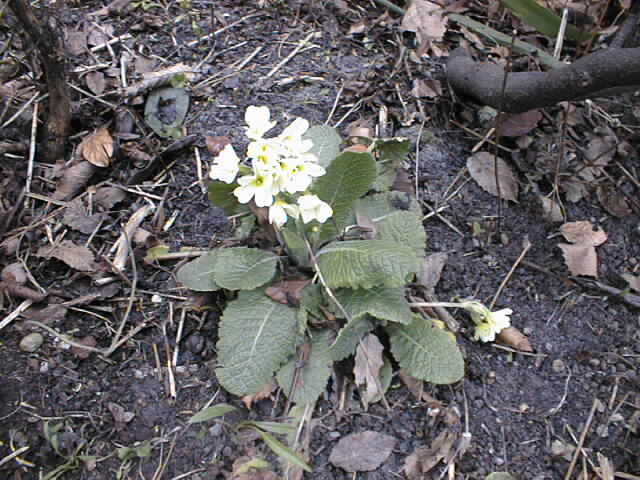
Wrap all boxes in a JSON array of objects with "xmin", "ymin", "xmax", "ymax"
[
  {"xmin": 276, "ymin": 330, "xmax": 332, "ymax": 404},
  {"xmin": 280, "ymin": 222, "xmax": 310, "ymax": 267},
  {"xmin": 304, "ymin": 125, "xmax": 342, "ymax": 168},
  {"xmin": 215, "ymin": 247, "xmax": 278, "ymax": 290},
  {"xmin": 216, "ymin": 290, "xmax": 298, "ymax": 395},
  {"xmin": 313, "ymin": 151, "xmax": 377, "ymax": 242},
  {"xmin": 371, "ymin": 138, "xmax": 411, "ymax": 192},
  {"xmin": 389, "ymin": 314, "xmax": 464, "ymax": 384},
  {"xmin": 329, "ymin": 316, "xmax": 376, "ymax": 361},
  {"xmin": 333, "ymin": 286, "xmax": 412, "ymax": 325},
  {"xmin": 176, "ymin": 251, "xmax": 220, "ymax": 292},
  {"xmin": 316, "ymin": 240, "xmax": 420, "ymax": 289},
  {"xmin": 355, "ymin": 192, "xmax": 427, "ymax": 256},
  {"xmin": 188, "ymin": 403, "xmax": 237, "ymax": 423},
  {"xmin": 501, "ymin": 0, "xmax": 592, "ymax": 42},
  {"xmin": 240, "ymin": 420, "xmax": 297, "ymax": 435}
]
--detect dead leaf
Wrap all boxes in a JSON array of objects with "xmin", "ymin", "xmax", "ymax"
[
  {"xmin": 2, "ymin": 262, "xmax": 27, "ymax": 284},
  {"xmin": 66, "ymin": 30, "xmax": 87, "ymax": 55},
  {"xmin": 70, "ymin": 335, "xmax": 97, "ymax": 359},
  {"xmin": 539, "ymin": 196, "xmax": 564, "ymax": 222},
  {"xmin": 354, "ymin": 334, "xmax": 385, "ymax": 406},
  {"xmin": 348, "ymin": 19, "xmax": 368, "ymax": 36},
  {"xmin": 499, "ymin": 109, "xmax": 542, "ymax": 137},
  {"xmin": 94, "ymin": 186, "xmax": 127, "ymax": 210},
  {"xmin": 622, "ymin": 273, "xmax": 640, "ymax": 293},
  {"xmin": 85, "ymin": 71, "xmax": 106, "ymax": 95},
  {"xmin": 205, "ymin": 135, "xmax": 231, "ymax": 157},
  {"xmin": 108, "ymin": 402, "xmax": 135, "ymax": 428},
  {"xmin": 80, "ymin": 127, "xmax": 114, "ymax": 167},
  {"xmin": 62, "ymin": 198, "xmax": 105, "ymax": 234},
  {"xmin": 403, "ymin": 430, "xmax": 456, "ymax": 478},
  {"xmin": 597, "ymin": 185, "xmax": 632, "ymax": 217},
  {"xmin": 558, "ymin": 243, "xmax": 598, "ymax": 277},
  {"xmin": 355, "ymin": 212, "xmax": 377, "ymax": 239},
  {"xmin": 21, "ymin": 305, "xmax": 67, "ymax": 324},
  {"xmin": 36, "ymin": 240, "xmax": 99, "ymax": 272},
  {"xmin": 401, "ymin": 0, "xmax": 447, "ymax": 51},
  {"xmin": 398, "ymin": 370, "xmax": 443, "ymax": 407},
  {"xmin": 264, "ymin": 279, "xmax": 310, "ymax": 305},
  {"xmin": 467, "ymin": 152, "xmax": 519, "ymax": 202},
  {"xmin": 411, "ymin": 78, "xmax": 442, "ymax": 98},
  {"xmin": 391, "ymin": 168, "xmax": 415, "ymax": 195},
  {"xmin": 52, "ymin": 161, "xmax": 97, "ymax": 201},
  {"xmin": 417, "ymin": 252, "xmax": 448, "ymax": 290},
  {"xmin": 560, "ymin": 221, "xmax": 607, "ymax": 246},
  {"xmin": 329, "ymin": 431, "xmax": 396, "ymax": 472},
  {"xmin": 497, "ymin": 326, "xmax": 532, "ymax": 352},
  {"xmin": 87, "ymin": 24, "xmax": 113, "ymax": 46},
  {"xmin": 241, "ymin": 381, "xmax": 275, "ymax": 409}
]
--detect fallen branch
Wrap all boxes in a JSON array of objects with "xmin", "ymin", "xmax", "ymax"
[{"xmin": 446, "ymin": 46, "xmax": 640, "ymax": 113}]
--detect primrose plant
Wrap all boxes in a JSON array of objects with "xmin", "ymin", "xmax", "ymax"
[{"xmin": 178, "ymin": 106, "xmax": 473, "ymax": 405}]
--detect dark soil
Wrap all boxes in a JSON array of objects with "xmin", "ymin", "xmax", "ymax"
[{"xmin": 0, "ymin": 1, "xmax": 638, "ymax": 479}]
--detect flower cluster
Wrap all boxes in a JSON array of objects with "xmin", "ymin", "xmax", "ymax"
[{"xmin": 209, "ymin": 106, "xmax": 332, "ymax": 227}]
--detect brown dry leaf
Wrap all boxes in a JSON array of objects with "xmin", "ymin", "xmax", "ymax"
[
  {"xmin": 558, "ymin": 243, "xmax": 598, "ymax": 278},
  {"xmin": 403, "ymin": 430, "xmax": 457, "ymax": 479},
  {"xmin": 329, "ymin": 431, "xmax": 396, "ymax": 472},
  {"xmin": 596, "ymin": 185, "xmax": 632, "ymax": 217},
  {"xmin": 398, "ymin": 369, "xmax": 443, "ymax": 407},
  {"xmin": 66, "ymin": 30, "xmax": 87, "ymax": 55},
  {"xmin": 231, "ymin": 457, "xmax": 278, "ymax": 480},
  {"xmin": 500, "ymin": 109, "xmax": 542, "ymax": 137},
  {"xmin": 467, "ymin": 152, "xmax": 519, "ymax": 202},
  {"xmin": 348, "ymin": 19, "xmax": 368, "ymax": 36},
  {"xmin": 622, "ymin": 273, "xmax": 640, "ymax": 293},
  {"xmin": 401, "ymin": 0, "xmax": 447, "ymax": 50},
  {"xmin": 22, "ymin": 305, "xmax": 67, "ymax": 324},
  {"xmin": 85, "ymin": 71, "xmax": 106, "ymax": 96},
  {"xmin": 411, "ymin": 78, "xmax": 442, "ymax": 98},
  {"xmin": 539, "ymin": 196, "xmax": 564, "ymax": 222},
  {"xmin": 264, "ymin": 279, "xmax": 310, "ymax": 305},
  {"xmin": 354, "ymin": 334, "xmax": 385, "ymax": 406},
  {"xmin": 391, "ymin": 168, "xmax": 415, "ymax": 195},
  {"xmin": 497, "ymin": 326, "xmax": 532, "ymax": 352},
  {"xmin": 205, "ymin": 135, "xmax": 231, "ymax": 157},
  {"xmin": 52, "ymin": 161, "xmax": 97, "ymax": 201},
  {"xmin": 417, "ymin": 252, "xmax": 448, "ymax": 290},
  {"xmin": 560, "ymin": 221, "xmax": 607, "ymax": 246},
  {"xmin": 108, "ymin": 402, "xmax": 135, "ymax": 427},
  {"xmin": 355, "ymin": 212, "xmax": 377, "ymax": 239},
  {"xmin": 70, "ymin": 335, "xmax": 97, "ymax": 359},
  {"xmin": 36, "ymin": 240, "xmax": 99, "ymax": 272},
  {"xmin": 2, "ymin": 262, "xmax": 27, "ymax": 284},
  {"xmin": 62, "ymin": 198, "xmax": 106, "ymax": 234},
  {"xmin": 81, "ymin": 127, "xmax": 114, "ymax": 168},
  {"xmin": 241, "ymin": 381, "xmax": 275, "ymax": 409},
  {"xmin": 94, "ymin": 186, "xmax": 127, "ymax": 210},
  {"xmin": 87, "ymin": 24, "xmax": 113, "ymax": 46}
]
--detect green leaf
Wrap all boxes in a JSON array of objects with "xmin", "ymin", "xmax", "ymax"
[
  {"xmin": 253, "ymin": 429, "xmax": 312, "ymax": 472},
  {"xmin": 176, "ymin": 251, "xmax": 220, "ymax": 292},
  {"xmin": 144, "ymin": 87, "xmax": 189, "ymax": 138},
  {"xmin": 232, "ymin": 215, "xmax": 255, "ymax": 240},
  {"xmin": 355, "ymin": 192, "xmax": 427, "ymax": 257},
  {"xmin": 297, "ymin": 283, "xmax": 324, "ymax": 333},
  {"xmin": 371, "ymin": 138, "xmax": 412, "ymax": 192},
  {"xmin": 501, "ymin": 0, "xmax": 593, "ymax": 42},
  {"xmin": 188, "ymin": 403, "xmax": 238, "ymax": 423},
  {"xmin": 448, "ymin": 13, "xmax": 562, "ymax": 68},
  {"xmin": 388, "ymin": 315, "xmax": 464, "ymax": 385},
  {"xmin": 316, "ymin": 240, "xmax": 420, "ymax": 289},
  {"xmin": 313, "ymin": 151, "xmax": 377, "ymax": 242},
  {"xmin": 216, "ymin": 290, "xmax": 298, "ymax": 395},
  {"xmin": 280, "ymin": 222, "xmax": 310, "ymax": 267},
  {"xmin": 117, "ymin": 440, "xmax": 152, "ymax": 461},
  {"xmin": 333, "ymin": 286, "xmax": 412, "ymax": 324},
  {"xmin": 208, "ymin": 181, "xmax": 244, "ymax": 216},
  {"xmin": 215, "ymin": 247, "xmax": 278, "ymax": 290},
  {"xmin": 243, "ymin": 421, "xmax": 297, "ymax": 435},
  {"xmin": 304, "ymin": 125, "xmax": 342, "ymax": 168},
  {"xmin": 276, "ymin": 330, "xmax": 332, "ymax": 405},
  {"xmin": 329, "ymin": 316, "xmax": 376, "ymax": 361}
]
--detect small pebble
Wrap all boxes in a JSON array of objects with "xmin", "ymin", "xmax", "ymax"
[
  {"xmin": 20, "ymin": 333, "xmax": 43, "ymax": 352},
  {"xmin": 552, "ymin": 359, "xmax": 565, "ymax": 372}
]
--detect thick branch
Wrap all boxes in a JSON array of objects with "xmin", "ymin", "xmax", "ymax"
[
  {"xmin": 8, "ymin": 0, "xmax": 71, "ymax": 162},
  {"xmin": 446, "ymin": 47, "xmax": 640, "ymax": 113}
]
